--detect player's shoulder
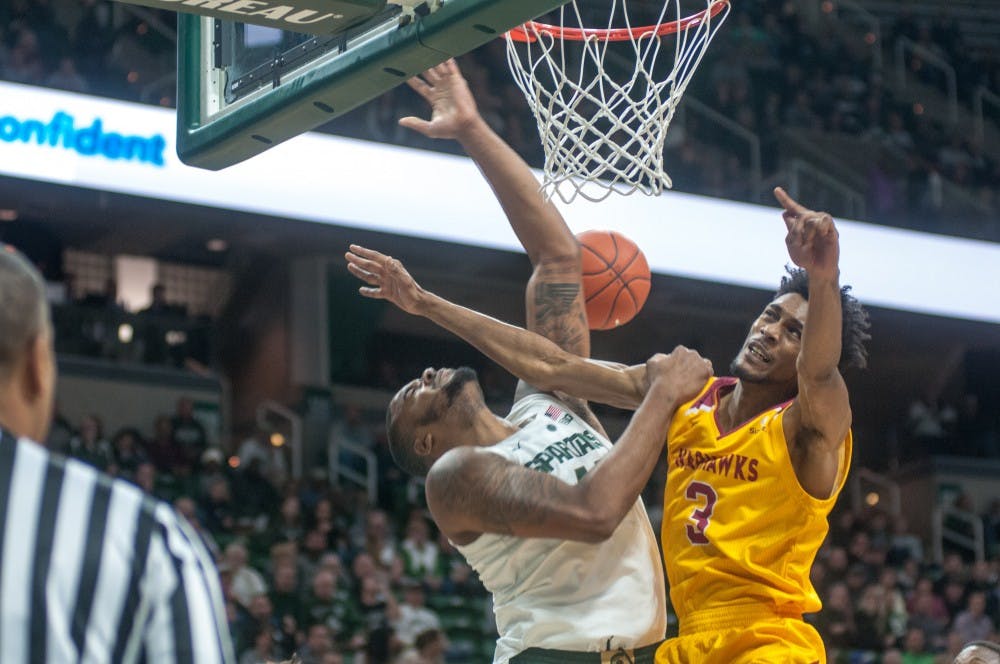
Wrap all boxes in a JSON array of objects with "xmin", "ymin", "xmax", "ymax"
[
  {"xmin": 429, "ymin": 445, "xmax": 507, "ymax": 485},
  {"xmin": 509, "ymin": 384, "xmax": 571, "ymax": 419},
  {"xmin": 426, "ymin": 446, "xmax": 511, "ymax": 524}
]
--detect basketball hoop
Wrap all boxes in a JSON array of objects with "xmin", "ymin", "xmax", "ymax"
[{"xmin": 505, "ymin": 0, "xmax": 731, "ymax": 203}]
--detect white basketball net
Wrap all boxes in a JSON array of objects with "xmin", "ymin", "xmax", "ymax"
[{"xmin": 505, "ymin": 0, "xmax": 730, "ymax": 203}]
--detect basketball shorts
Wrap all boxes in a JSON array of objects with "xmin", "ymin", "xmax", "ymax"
[
  {"xmin": 510, "ymin": 641, "xmax": 662, "ymax": 664},
  {"xmin": 655, "ymin": 606, "xmax": 825, "ymax": 664}
]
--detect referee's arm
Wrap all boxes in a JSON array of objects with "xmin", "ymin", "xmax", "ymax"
[{"xmin": 136, "ymin": 502, "xmax": 236, "ymax": 664}]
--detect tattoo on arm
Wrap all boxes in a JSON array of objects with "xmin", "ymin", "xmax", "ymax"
[
  {"xmin": 526, "ymin": 264, "xmax": 604, "ymax": 434},
  {"xmin": 532, "ymin": 280, "xmax": 588, "ymax": 356},
  {"xmin": 439, "ymin": 455, "xmax": 560, "ymax": 536}
]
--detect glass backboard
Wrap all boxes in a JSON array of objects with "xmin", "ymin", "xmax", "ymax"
[{"xmin": 175, "ymin": 0, "xmax": 571, "ymax": 169}]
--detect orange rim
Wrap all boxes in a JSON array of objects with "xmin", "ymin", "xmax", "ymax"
[{"xmin": 506, "ymin": 0, "xmax": 729, "ymax": 43}]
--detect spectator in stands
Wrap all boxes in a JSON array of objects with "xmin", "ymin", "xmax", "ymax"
[
  {"xmin": 146, "ymin": 413, "xmax": 181, "ymax": 472},
  {"xmin": 907, "ymin": 394, "xmax": 957, "ymax": 457},
  {"xmin": 399, "ymin": 510, "xmax": 441, "ymax": 590},
  {"xmin": 269, "ymin": 560, "xmax": 303, "ymax": 641},
  {"xmin": 328, "ymin": 402, "xmax": 374, "ymax": 479},
  {"xmin": 352, "ymin": 551, "xmax": 397, "ymax": 596},
  {"xmin": 109, "ymin": 426, "xmax": 147, "ymax": 478},
  {"xmin": 200, "ymin": 446, "xmax": 229, "ymax": 499},
  {"xmin": 854, "ymin": 583, "xmax": 894, "ymax": 651},
  {"xmin": 66, "ymin": 412, "xmax": 113, "ymax": 470},
  {"xmin": 901, "ymin": 626, "xmax": 936, "ymax": 664},
  {"xmin": 396, "ymin": 627, "xmax": 447, "ymax": 664},
  {"xmin": 237, "ymin": 427, "xmax": 288, "ymax": 485},
  {"xmin": 967, "ymin": 562, "xmax": 999, "ymax": 614},
  {"xmin": 299, "ymin": 528, "xmax": 330, "ymax": 584},
  {"xmin": 202, "ymin": 475, "xmax": 237, "ymax": 535},
  {"xmin": 953, "ymin": 592, "xmax": 998, "ymax": 645},
  {"xmin": 231, "ymin": 454, "xmax": 279, "ymax": 531},
  {"xmin": 5, "ymin": 27, "xmax": 44, "ymax": 85},
  {"xmin": 359, "ymin": 508, "xmax": 398, "ymax": 574},
  {"xmin": 393, "ymin": 579, "xmax": 440, "ymax": 649},
  {"xmin": 356, "ymin": 573, "xmax": 398, "ymax": 661},
  {"xmin": 889, "ymin": 516, "xmax": 925, "ymax": 565},
  {"xmin": 45, "ymin": 55, "xmax": 87, "ymax": 92},
  {"xmin": 310, "ymin": 497, "xmax": 346, "ymax": 553},
  {"xmin": 319, "ymin": 552, "xmax": 350, "ymax": 592},
  {"xmin": 814, "ymin": 582, "xmax": 857, "ymax": 650},
  {"xmin": 908, "ymin": 578, "xmax": 951, "ymax": 649},
  {"xmin": 304, "ymin": 568, "xmax": 361, "ymax": 651},
  {"xmin": 880, "ymin": 568, "xmax": 909, "ymax": 622},
  {"xmin": 238, "ymin": 622, "xmax": 279, "ymax": 664},
  {"xmin": 945, "ymin": 579, "xmax": 973, "ymax": 623},
  {"xmin": 296, "ymin": 623, "xmax": 337, "ymax": 664},
  {"xmin": 226, "ymin": 541, "xmax": 268, "ymax": 610},
  {"xmin": 883, "ymin": 649, "xmax": 904, "ymax": 664},
  {"xmin": 137, "ymin": 283, "xmax": 174, "ymax": 363},
  {"xmin": 45, "ymin": 402, "xmax": 73, "ymax": 452},
  {"xmin": 269, "ymin": 494, "xmax": 305, "ymax": 546},
  {"xmin": 172, "ymin": 396, "xmax": 208, "ymax": 466}
]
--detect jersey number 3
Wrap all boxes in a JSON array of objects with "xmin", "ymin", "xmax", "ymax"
[{"xmin": 685, "ymin": 480, "xmax": 717, "ymax": 545}]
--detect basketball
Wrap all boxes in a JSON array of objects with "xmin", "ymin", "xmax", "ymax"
[{"xmin": 577, "ymin": 230, "xmax": 651, "ymax": 330}]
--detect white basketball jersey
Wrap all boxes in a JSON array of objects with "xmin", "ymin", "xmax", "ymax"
[{"xmin": 455, "ymin": 393, "xmax": 666, "ymax": 663}]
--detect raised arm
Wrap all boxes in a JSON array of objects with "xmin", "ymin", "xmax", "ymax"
[
  {"xmin": 400, "ymin": 60, "xmax": 578, "ymax": 281},
  {"xmin": 346, "ymin": 245, "xmax": 647, "ymax": 410},
  {"xmin": 401, "ymin": 60, "xmax": 594, "ymax": 418},
  {"xmin": 425, "ymin": 349, "xmax": 712, "ymax": 544},
  {"xmin": 774, "ymin": 187, "xmax": 852, "ymax": 499}
]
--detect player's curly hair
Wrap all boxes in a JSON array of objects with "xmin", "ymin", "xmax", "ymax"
[{"xmin": 776, "ymin": 267, "xmax": 871, "ymax": 372}]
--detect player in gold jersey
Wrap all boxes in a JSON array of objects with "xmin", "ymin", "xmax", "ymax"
[
  {"xmin": 647, "ymin": 187, "xmax": 871, "ymax": 663},
  {"xmin": 349, "ymin": 176, "xmax": 869, "ymax": 659}
]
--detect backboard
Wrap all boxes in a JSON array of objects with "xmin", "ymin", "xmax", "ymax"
[{"xmin": 175, "ymin": 0, "xmax": 570, "ymax": 169}]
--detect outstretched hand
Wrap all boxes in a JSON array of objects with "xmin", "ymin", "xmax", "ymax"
[
  {"xmin": 774, "ymin": 186, "xmax": 840, "ymax": 281},
  {"xmin": 345, "ymin": 245, "xmax": 424, "ymax": 315},
  {"xmin": 398, "ymin": 59, "xmax": 480, "ymax": 140}
]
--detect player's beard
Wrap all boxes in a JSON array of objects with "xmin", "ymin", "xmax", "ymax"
[
  {"xmin": 444, "ymin": 367, "xmax": 478, "ymax": 406},
  {"xmin": 730, "ymin": 355, "xmax": 766, "ymax": 383}
]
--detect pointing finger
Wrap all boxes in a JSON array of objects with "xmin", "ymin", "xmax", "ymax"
[{"xmin": 774, "ymin": 186, "xmax": 807, "ymax": 216}]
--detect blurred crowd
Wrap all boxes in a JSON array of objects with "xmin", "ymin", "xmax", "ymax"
[
  {"xmin": 49, "ymin": 280, "xmax": 214, "ymax": 369},
  {"xmin": 903, "ymin": 393, "xmax": 1000, "ymax": 462},
  {"xmin": 4, "ymin": 0, "xmax": 1000, "ymax": 659},
  {"xmin": 2, "ymin": 0, "xmax": 999, "ymax": 238},
  {"xmin": 47, "ymin": 391, "xmax": 1000, "ymax": 663},
  {"xmin": 674, "ymin": 1, "xmax": 1000, "ymax": 232},
  {"xmin": 47, "ymin": 397, "xmax": 496, "ymax": 664},
  {"xmin": 809, "ymin": 506, "xmax": 1000, "ymax": 663}
]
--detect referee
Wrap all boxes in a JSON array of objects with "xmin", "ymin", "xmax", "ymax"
[{"xmin": 0, "ymin": 246, "xmax": 235, "ymax": 663}]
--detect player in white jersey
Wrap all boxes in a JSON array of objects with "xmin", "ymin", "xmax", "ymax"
[{"xmin": 346, "ymin": 60, "xmax": 712, "ymax": 664}]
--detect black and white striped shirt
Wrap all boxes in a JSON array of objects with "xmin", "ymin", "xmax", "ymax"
[{"xmin": 0, "ymin": 429, "xmax": 236, "ymax": 663}]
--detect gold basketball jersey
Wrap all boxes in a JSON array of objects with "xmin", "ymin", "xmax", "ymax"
[{"xmin": 662, "ymin": 377, "xmax": 851, "ymax": 630}]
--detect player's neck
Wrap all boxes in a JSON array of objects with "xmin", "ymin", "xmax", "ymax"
[
  {"xmin": 721, "ymin": 380, "xmax": 794, "ymax": 431},
  {"xmin": 467, "ymin": 410, "xmax": 519, "ymax": 447}
]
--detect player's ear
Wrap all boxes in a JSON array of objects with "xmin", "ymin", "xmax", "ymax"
[
  {"xmin": 23, "ymin": 333, "xmax": 50, "ymax": 400},
  {"xmin": 414, "ymin": 432, "xmax": 434, "ymax": 457}
]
